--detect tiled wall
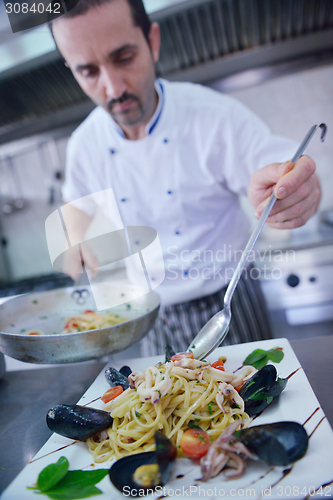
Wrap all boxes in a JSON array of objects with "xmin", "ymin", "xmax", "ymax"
[{"xmin": 0, "ymin": 62, "xmax": 332, "ymax": 282}]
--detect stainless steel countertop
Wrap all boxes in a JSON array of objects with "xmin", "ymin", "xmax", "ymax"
[{"xmin": 0, "ymin": 336, "xmax": 332, "ymax": 494}]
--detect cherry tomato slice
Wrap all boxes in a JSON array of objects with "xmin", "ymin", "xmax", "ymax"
[
  {"xmin": 101, "ymin": 385, "xmax": 123, "ymax": 403},
  {"xmin": 64, "ymin": 321, "xmax": 78, "ymax": 329},
  {"xmin": 211, "ymin": 360, "xmax": 225, "ymax": 371},
  {"xmin": 234, "ymin": 381, "xmax": 245, "ymax": 392},
  {"xmin": 171, "ymin": 352, "xmax": 194, "ymax": 362},
  {"xmin": 180, "ymin": 428, "xmax": 210, "ymax": 459},
  {"xmin": 84, "ymin": 310, "xmax": 94, "ymax": 314}
]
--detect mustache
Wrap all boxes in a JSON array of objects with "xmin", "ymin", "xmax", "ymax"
[{"xmin": 107, "ymin": 92, "xmax": 139, "ymax": 111}]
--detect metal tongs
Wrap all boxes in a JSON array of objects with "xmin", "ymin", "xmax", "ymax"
[{"xmin": 188, "ymin": 123, "xmax": 327, "ymax": 360}]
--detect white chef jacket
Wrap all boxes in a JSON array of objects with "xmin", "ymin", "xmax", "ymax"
[{"xmin": 62, "ymin": 79, "xmax": 297, "ymax": 306}]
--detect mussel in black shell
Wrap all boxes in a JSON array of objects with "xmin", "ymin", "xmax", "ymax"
[
  {"xmin": 235, "ymin": 421, "xmax": 308, "ymax": 466},
  {"xmin": 119, "ymin": 365, "xmax": 132, "ymax": 378},
  {"xmin": 109, "ymin": 431, "xmax": 177, "ymax": 495},
  {"xmin": 46, "ymin": 404, "xmax": 113, "ymax": 441},
  {"xmin": 239, "ymin": 365, "xmax": 287, "ymax": 417},
  {"xmin": 105, "ymin": 367, "xmax": 130, "ymax": 390}
]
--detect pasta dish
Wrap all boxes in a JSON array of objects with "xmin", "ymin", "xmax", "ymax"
[
  {"xmin": 87, "ymin": 355, "xmax": 256, "ymax": 462},
  {"xmin": 60, "ymin": 310, "xmax": 126, "ymax": 334},
  {"xmin": 25, "ymin": 310, "xmax": 126, "ymax": 335}
]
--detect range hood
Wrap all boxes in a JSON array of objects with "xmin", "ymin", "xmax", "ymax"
[
  {"xmin": 0, "ymin": 0, "xmax": 333, "ymax": 143},
  {"xmin": 0, "ymin": 0, "xmax": 190, "ymax": 76}
]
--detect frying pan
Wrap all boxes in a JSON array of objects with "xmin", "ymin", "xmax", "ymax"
[{"xmin": 0, "ymin": 283, "xmax": 160, "ymax": 364}]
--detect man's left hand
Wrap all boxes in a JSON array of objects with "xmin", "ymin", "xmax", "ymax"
[{"xmin": 248, "ymin": 155, "xmax": 321, "ymax": 229}]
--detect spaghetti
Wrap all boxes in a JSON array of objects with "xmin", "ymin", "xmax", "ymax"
[
  {"xmin": 60, "ymin": 310, "xmax": 126, "ymax": 334},
  {"xmin": 87, "ymin": 357, "xmax": 256, "ymax": 462},
  {"xmin": 25, "ymin": 310, "xmax": 126, "ymax": 336}
]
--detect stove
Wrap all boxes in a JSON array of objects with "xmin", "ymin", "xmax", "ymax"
[{"xmin": 257, "ymin": 239, "xmax": 333, "ymax": 339}]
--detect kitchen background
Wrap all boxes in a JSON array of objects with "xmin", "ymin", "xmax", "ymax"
[{"xmin": 0, "ymin": 0, "xmax": 332, "ymax": 349}]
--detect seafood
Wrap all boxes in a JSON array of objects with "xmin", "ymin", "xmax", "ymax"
[
  {"xmin": 46, "ymin": 404, "xmax": 112, "ymax": 441},
  {"xmin": 119, "ymin": 365, "xmax": 132, "ymax": 378},
  {"xmin": 200, "ymin": 421, "xmax": 308, "ymax": 481},
  {"xmin": 109, "ymin": 431, "xmax": 177, "ymax": 494},
  {"xmin": 105, "ymin": 367, "xmax": 130, "ymax": 390},
  {"xmin": 129, "ymin": 363, "xmax": 174, "ymax": 404},
  {"xmin": 238, "ymin": 365, "xmax": 287, "ymax": 417},
  {"xmin": 236, "ymin": 421, "xmax": 309, "ymax": 466}
]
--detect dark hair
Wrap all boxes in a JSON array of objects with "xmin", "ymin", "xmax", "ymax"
[{"xmin": 51, "ymin": 0, "xmax": 151, "ymax": 44}]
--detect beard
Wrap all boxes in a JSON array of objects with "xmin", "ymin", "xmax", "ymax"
[{"xmin": 107, "ymin": 92, "xmax": 145, "ymax": 126}]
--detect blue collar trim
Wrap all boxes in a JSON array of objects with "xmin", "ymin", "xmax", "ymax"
[{"xmin": 147, "ymin": 80, "xmax": 164, "ymax": 135}]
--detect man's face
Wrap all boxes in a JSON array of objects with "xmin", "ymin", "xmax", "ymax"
[{"xmin": 53, "ymin": 0, "xmax": 160, "ymax": 131}]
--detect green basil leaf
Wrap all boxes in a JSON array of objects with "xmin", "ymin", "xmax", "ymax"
[
  {"xmin": 267, "ymin": 348, "xmax": 284, "ymax": 364},
  {"xmin": 45, "ymin": 484, "xmax": 103, "ymax": 499},
  {"xmin": 37, "ymin": 457, "xmax": 69, "ymax": 492},
  {"xmin": 55, "ymin": 470, "xmax": 109, "ymax": 489},
  {"xmin": 32, "ymin": 458, "xmax": 109, "ymax": 500},
  {"xmin": 251, "ymin": 356, "xmax": 269, "ymax": 370},
  {"xmin": 243, "ymin": 348, "xmax": 284, "ymax": 369},
  {"xmin": 44, "ymin": 470, "xmax": 108, "ymax": 499},
  {"xmin": 243, "ymin": 349, "xmax": 268, "ymax": 366}
]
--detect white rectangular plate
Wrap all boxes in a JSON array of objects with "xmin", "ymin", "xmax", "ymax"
[{"xmin": 2, "ymin": 338, "xmax": 333, "ymax": 500}]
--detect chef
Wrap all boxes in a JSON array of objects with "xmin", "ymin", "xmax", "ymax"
[{"xmin": 51, "ymin": 0, "xmax": 321, "ymax": 355}]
